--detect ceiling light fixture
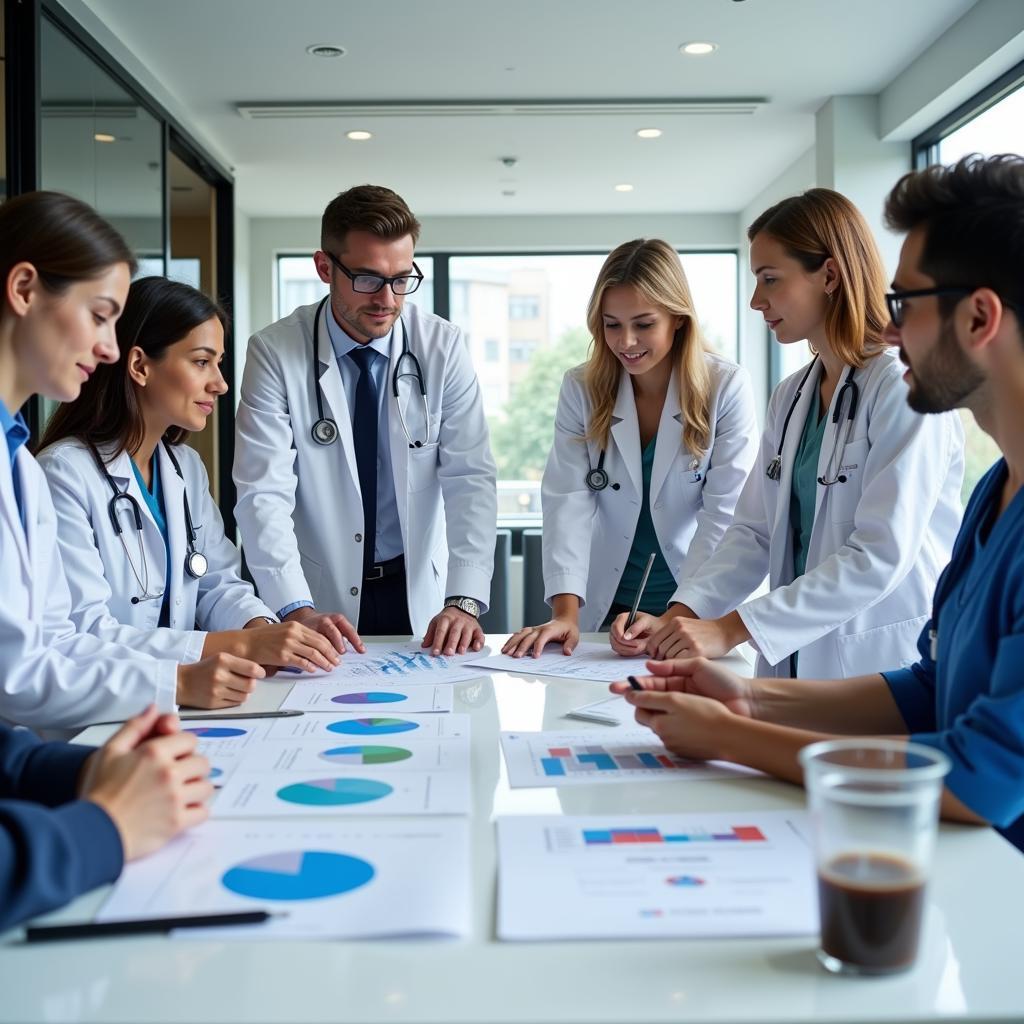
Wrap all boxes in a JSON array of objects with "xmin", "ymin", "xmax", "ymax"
[
  {"xmin": 680, "ymin": 41, "xmax": 717, "ymax": 55},
  {"xmin": 346, "ymin": 130, "xmax": 372, "ymax": 141},
  {"xmin": 306, "ymin": 44, "xmax": 346, "ymax": 58},
  {"xmin": 636, "ymin": 128, "xmax": 662, "ymax": 138},
  {"xmin": 94, "ymin": 133, "xmax": 116, "ymax": 143},
  {"xmin": 614, "ymin": 183, "xmax": 634, "ymax": 192}
]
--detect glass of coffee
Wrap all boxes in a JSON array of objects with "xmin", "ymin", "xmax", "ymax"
[{"xmin": 799, "ymin": 738, "xmax": 950, "ymax": 976}]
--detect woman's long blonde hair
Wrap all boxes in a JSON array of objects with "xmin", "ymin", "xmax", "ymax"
[
  {"xmin": 584, "ymin": 238, "xmax": 711, "ymax": 458},
  {"xmin": 747, "ymin": 189, "xmax": 888, "ymax": 367}
]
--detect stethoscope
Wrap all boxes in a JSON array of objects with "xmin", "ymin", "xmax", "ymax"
[
  {"xmin": 90, "ymin": 442, "xmax": 208, "ymax": 605},
  {"xmin": 766, "ymin": 355, "xmax": 860, "ymax": 486},
  {"xmin": 309, "ymin": 296, "xmax": 431, "ymax": 449},
  {"xmin": 585, "ymin": 447, "xmax": 702, "ymax": 491}
]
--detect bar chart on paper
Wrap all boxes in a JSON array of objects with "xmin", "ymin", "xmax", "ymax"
[
  {"xmin": 497, "ymin": 812, "xmax": 816, "ymax": 940},
  {"xmin": 499, "ymin": 729, "xmax": 760, "ymax": 787}
]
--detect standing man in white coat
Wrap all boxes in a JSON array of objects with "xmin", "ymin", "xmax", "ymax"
[{"xmin": 235, "ymin": 185, "xmax": 497, "ymax": 654}]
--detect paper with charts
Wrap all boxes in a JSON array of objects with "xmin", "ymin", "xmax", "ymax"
[
  {"xmin": 183, "ymin": 715, "xmax": 470, "ymax": 789},
  {"xmin": 280, "ymin": 679, "xmax": 454, "ymax": 714},
  {"xmin": 497, "ymin": 812, "xmax": 816, "ymax": 940},
  {"xmin": 466, "ymin": 641, "xmax": 649, "ymax": 682},
  {"xmin": 500, "ymin": 728, "xmax": 760, "ymax": 787},
  {"xmin": 98, "ymin": 819, "xmax": 470, "ymax": 940},
  {"xmin": 299, "ymin": 641, "xmax": 489, "ymax": 684}
]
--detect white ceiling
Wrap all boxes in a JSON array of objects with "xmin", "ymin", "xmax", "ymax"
[{"xmin": 81, "ymin": 0, "xmax": 978, "ymax": 218}]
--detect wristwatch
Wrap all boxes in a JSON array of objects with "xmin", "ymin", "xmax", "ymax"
[
  {"xmin": 253, "ymin": 616, "xmax": 278, "ymax": 626},
  {"xmin": 444, "ymin": 596, "xmax": 480, "ymax": 619}
]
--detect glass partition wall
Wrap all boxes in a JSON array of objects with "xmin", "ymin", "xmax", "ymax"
[{"xmin": 6, "ymin": 4, "xmax": 236, "ymax": 525}]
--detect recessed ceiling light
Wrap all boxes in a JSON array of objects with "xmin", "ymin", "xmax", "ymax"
[
  {"xmin": 636, "ymin": 128, "xmax": 662, "ymax": 139},
  {"xmin": 614, "ymin": 183, "xmax": 634, "ymax": 192},
  {"xmin": 680, "ymin": 41, "xmax": 717, "ymax": 55},
  {"xmin": 346, "ymin": 130, "xmax": 372, "ymax": 141},
  {"xmin": 94, "ymin": 133, "xmax": 116, "ymax": 143},
  {"xmin": 502, "ymin": 189, "xmax": 516, "ymax": 197},
  {"xmin": 306, "ymin": 43, "xmax": 346, "ymax": 58}
]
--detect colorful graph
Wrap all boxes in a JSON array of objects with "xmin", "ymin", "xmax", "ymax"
[
  {"xmin": 666, "ymin": 875, "xmax": 706, "ymax": 887},
  {"xmin": 209, "ymin": 767, "xmax": 224, "ymax": 780},
  {"xmin": 186, "ymin": 726, "xmax": 247, "ymax": 738},
  {"xmin": 327, "ymin": 717, "xmax": 420, "ymax": 736},
  {"xmin": 331, "ymin": 692, "xmax": 407, "ymax": 705},
  {"xmin": 373, "ymin": 650, "xmax": 445, "ymax": 675},
  {"xmin": 276, "ymin": 777, "xmax": 394, "ymax": 806},
  {"xmin": 582, "ymin": 825, "xmax": 766, "ymax": 845},
  {"xmin": 319, "ymin": 745, "xmax": 412, "ymax": 765},
  {"xmin": 221, "ymin": 849, "xmax": 374, "ymax": 901},
  {"xmin": 540, "ymin": 743, "xmax": 690, "ymax": 776}
]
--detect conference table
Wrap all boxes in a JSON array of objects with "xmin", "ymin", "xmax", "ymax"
[{"xmin": 1, "ymin": 636, "xmax": 1021, "ymax": 1024}]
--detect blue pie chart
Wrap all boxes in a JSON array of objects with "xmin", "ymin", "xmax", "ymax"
[
  {"xmin": 327, "ymin": 717, "xmax": 420, "ymax": 736},
  {"xmin": 186, "ymin": 726, "xmax": 247, "ymax": 738},
  {"xmin": 276, "ymin": 777, "xmax": 394, "ymax": 806},
  {"xmin": 222, "ymin": 850, "xmax": 374, "ymax": 901},
  {"xmin": 332, "ymin": 692, "xmax": 407, "ymax": 705}
]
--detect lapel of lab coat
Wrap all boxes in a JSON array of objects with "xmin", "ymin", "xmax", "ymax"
[
  {"xmin": 315, "ymin": 318, "xmax": 360, "ymax": 492},
  {"xmin": 768, "ymin": 359, "xmax": 820, "ymax": 584},
  {"xmin": 157, "ymin": 443, "xmax": 188, "ymax": 619},
  {"xmin": 106, "ymin": 447, "xmax": 166, "ymax": 578},
  {"xmin": 811, "ymin": 364, "xmax": 855, "ymax": 529},
  {"xmin": 649, "ymin": 366, "xmax": 684, "ymax": 507},
  {"xmin": 608, "ymin": 370, "xmax": 641, "ymax": 497},
  {"xmin": 385, "ymin": 320, "xmax": 410, "ymax": 523}
]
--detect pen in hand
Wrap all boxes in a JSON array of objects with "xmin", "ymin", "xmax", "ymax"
[{"xmin": 625, "ymin": 552, "xmax": 657, "ymax": 632}]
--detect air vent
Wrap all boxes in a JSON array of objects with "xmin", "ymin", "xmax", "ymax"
[{"xmin": 236, "ymin": 99, "xmax": 766, "ymax": 120}]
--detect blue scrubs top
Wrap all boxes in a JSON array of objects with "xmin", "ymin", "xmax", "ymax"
[
  {"xmin": 613, "ymin": 438, "xmax": 677, "ymax": 615},
  {"xmin": 884, "ymin": 459, "xmax": 1024, "ymax": 851},
  {"xmin": 130, "ymin": 456, "xmax": 171, "ymax": 628},
  {"xmin": 0, "ymin": 400, "xmax": 30, "ymax": 529}
]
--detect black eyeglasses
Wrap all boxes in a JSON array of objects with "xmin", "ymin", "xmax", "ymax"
[
  {"xmin": 884, "ymin": 286, "xmax": 976, "ymax": 328},
  {"xmin": 324, "ymin": 251, "xmax": 424, "ymax": 295}
]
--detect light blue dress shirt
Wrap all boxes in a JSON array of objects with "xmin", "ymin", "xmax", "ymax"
[
  {"xmin": 325, "ymin": 306, "xmax": 403, "ymax": 562},
  {"xmin": 0, "ymin": 400, "xmax": 30, "ymax": 529}
]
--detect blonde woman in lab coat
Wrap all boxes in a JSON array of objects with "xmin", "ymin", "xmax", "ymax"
[{"xmin": 503, "ymin": 238, "xmax": 758, "ymax": 658}]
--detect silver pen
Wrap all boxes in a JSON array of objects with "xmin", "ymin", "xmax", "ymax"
[{"xmin": 625, "ymin": 552, "xmax": 657, "ymax": 631}]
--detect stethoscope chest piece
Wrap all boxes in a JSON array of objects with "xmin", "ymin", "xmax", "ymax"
[
  {"xmin": 185, "ymin": 550, "xmax": 209, "ymax": 580},
  {"xmin": 586, "ymin": 467, "xmax": 609, "ymax": 491},
  {"xmin": 312, "ymin": 417, "xmax": 339, "ymax": 446}
]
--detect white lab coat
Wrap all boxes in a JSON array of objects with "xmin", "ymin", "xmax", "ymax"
[
  {"xmin": 542, "ymin": 355, "xmax": 759, "ymax": 632},
  {"xmin": 672, "ymin": 349, "xmax": 964, "ymax": 678},
  {"xmin": 37, "ymin": 439, "xmax": 273, "ymax": 663},
  {"xmin": 0, "ymin": 438, "xmax": 177, "ymax": 730},
  {"xmin": 234, "ymin": 300, "xmax": 497, "ymax": 635}
]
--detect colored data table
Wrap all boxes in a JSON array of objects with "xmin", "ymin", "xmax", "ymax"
[{"xmin": 2, "ymin": 636, "xmax": 1022, "ymax": 1024}]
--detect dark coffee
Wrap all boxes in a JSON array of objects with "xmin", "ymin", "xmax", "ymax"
[{"xmin": 818, "ymin": 852, "xmax": 925, "ymax": 972}]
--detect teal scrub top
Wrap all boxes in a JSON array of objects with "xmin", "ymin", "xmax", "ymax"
[
  {"xmin": 613, "ymin": 438, "xmax": 677, "ymax": 614},
  {"xmin": 130, "ymin": 455, "xmax": 171, "ymax": 627},
  {"xmin": 789, "ymin": 390, "xmax": 826, "ymax": 579}
]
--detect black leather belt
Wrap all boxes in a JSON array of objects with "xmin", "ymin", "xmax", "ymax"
[{"xmin": 364, "ymin": 554, "xmax": 405, "ymax": 582}]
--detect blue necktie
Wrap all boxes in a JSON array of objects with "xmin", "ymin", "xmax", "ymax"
[{"xmin": 348, "ymin": 346, "xmax": 378, "ymax": 573}]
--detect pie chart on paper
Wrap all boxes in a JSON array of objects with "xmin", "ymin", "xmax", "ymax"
[
  {"xmin": 221, "ymin": 849, "xmax": 374, "ymax": 901},
  {"xmin": 276, "ymin": 777, "xmax": 394, "ymax": 806},
  {"xmin": 331, "ymin": 692, "xmax": 408, "ymax": 705},
  {"xmin": 327, "ymin": 717, "xmax": 420, "ymax": 736},
  {"xmin": 186, "ymin": 727, "xmax": 247, "ymax": 738},
  {"xmin": 319, "ymin": 745, "xmax": 413, "ymax": 766}
]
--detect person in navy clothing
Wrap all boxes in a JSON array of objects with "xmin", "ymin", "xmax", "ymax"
[
  {"xmin": 0, "ymin": 705, "xmax": 210, "ymax": 931},
  {"xmin": 612, "ymin": 154, "xmax": 1024, "ymax": 850}
]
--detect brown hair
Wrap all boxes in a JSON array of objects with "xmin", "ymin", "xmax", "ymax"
[
  {"xmin": 321, "ymin": 184, "xmax": 421, "ymax": 253},
  {"xmin": 39, "ymin": 277, "xmax": 226, "ymax": 459},
  {"xmin": 747, "ymin": 188, "xmax": 888, "ymax": 367},
  {"xmin": 0, "ymin": 190, "xmax": 136, "ymax": 296},
  {"xmin": 584, "ymin": 239, "xmax": 711, "ymax": 458}
]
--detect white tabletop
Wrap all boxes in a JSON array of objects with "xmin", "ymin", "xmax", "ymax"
[{"xmin": 1, "ymin": 636, "xmax": 1021, "ymax": 1024}]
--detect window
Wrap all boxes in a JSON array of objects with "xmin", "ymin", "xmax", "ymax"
[
  {"xmin": 484, "ymin": 339, "xmax": 500, "ymax": 362},
  {"xmin": 509, "ymin": 296, "xmax": 541, "ymax": 320},
  {"xmin": 276, "ymin": 255, "xmax": 435, "ymax": 322},
  {"xmin": 914, "ymin": 67, "xmax": 1024, "ymax": 503}
]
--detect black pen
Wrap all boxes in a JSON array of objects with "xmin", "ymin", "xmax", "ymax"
[
  {"xmin": 625, "ymin": 552, "xmax": 657, "ymax": 631},
  {"xmin": 178, "ymin": 710, "xmax": 303, "ymax": 721},
  {"xmin": 627, "ymin": 675, "xmax": 644, "ymax": 692},
  {"xmin": 25, "ymin": 910, "xmax": 284, "ymax": 943}
]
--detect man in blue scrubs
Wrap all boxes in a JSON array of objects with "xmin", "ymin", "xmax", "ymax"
[
  {"xmin": 1, "ymin": 705, "xmax": 211, "ymax": 930},
  {"xmin": 613, "ymin": 154, "xmax": 1024, "ymax": 850}
]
